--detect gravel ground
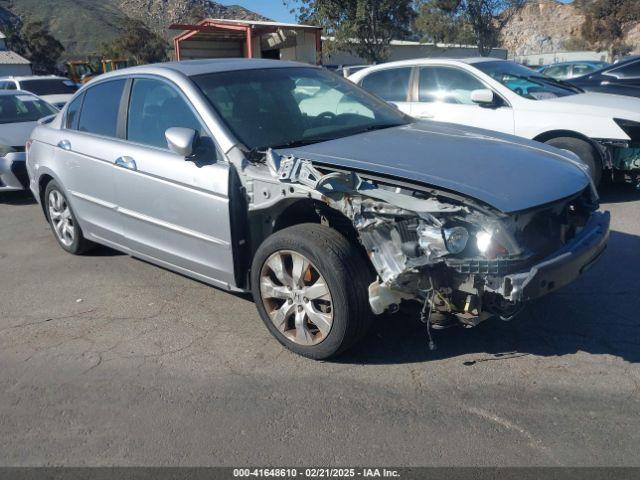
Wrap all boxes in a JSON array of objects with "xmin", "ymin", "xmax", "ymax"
[{"xmin": 0, "ymin": 185, "xmax": 639, "ymax": 466}]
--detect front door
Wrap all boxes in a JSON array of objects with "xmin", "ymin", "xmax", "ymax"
[
  {"xmin": 111, "ymin": 77, "xmax": 236, "ymax": 288},
  {"xmin": 410, "ymin": 66, "xmax": 515, "ymax": 135}
]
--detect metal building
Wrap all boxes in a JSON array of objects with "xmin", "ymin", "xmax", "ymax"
[{"xmin": 170, "ymin": 19, "xmax": 323, "ymax": 64}]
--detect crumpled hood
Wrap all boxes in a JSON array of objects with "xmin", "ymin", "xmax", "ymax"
[
  {"xmin": 278, "ymin": 121, "xmax": 590, "ymax": 213},
  {"xmin": 0, "ymin": 121, "xmax": 38, "ymax": 147}
]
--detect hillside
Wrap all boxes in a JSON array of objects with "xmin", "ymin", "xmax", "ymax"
[
  {"xmin": 0, "ymin": 0, "xmax": 267, "ymax": 57},
  {"xmin": 501, "ymin": 0, "xmax": 640, "ymax": 56}
]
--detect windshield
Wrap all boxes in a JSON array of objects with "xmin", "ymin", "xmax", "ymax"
[
  {"xmin": 20, "ymin": 79, "xmax": 78, "ymax": 96},
  {"xmin": 0, "ymin": 94, "xmax": 58, "ymax": 124},
  {"xmin": 475, "ymin": 61, "xmax": 579, "ymax": 100},
  {"xmin": 192, "ymin": 67, "xmax": 410, "ymax": 150}
]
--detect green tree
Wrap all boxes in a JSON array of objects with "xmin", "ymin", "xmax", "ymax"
[
  {"xmin": 100, "ymin": 17, "xmax": 168, "ymax": 65},
  {"xmin": 287, "ymin": 0, "xmax": 415, "ymax": 64},
  {"xmin": 4, "ymin": 21, "xmax": 64, "ymax": 74},
  {"xmin": 581, "ymin": 0, "xmax": 640, "ymax": 59},
  {"xmin": 414, "ymin": 0, "xmax": 474, "ymax": 45},
  {"xmin": 415, "ymin": 0, "xmax": 525, "ymax": 56}
]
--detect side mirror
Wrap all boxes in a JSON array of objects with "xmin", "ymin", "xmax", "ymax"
[
  {"xmin": 471, "ymin": 89, "xmax": 496, "ymax": 106},
  {"xmin": 165, "ymin": 127, "xmax": 197, "ymax": 158}
]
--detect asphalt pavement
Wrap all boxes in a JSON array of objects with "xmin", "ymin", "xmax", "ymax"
[{"xmin": 0, "ymin": 185, "xmax": 639, "ymax": 466}]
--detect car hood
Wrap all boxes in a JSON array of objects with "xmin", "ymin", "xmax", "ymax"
[
  {"xmin": 0, "ymin": 121, "xmax": 38, "ymax": 147},
  {"xmin": 278, "ymin": 122, "xmax": 590, "ymax": 213},
  {"xmin": 538, "ymin": 92, "xmax": 640, "ymax": 119}
]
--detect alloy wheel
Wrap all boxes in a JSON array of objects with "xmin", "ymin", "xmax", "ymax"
[
  {"xmin": 259, "ymin": 250, "xmax": 334, "ymax": 346},
  {"xmin": 48, "ymin": 189, "xmax": 75, "ymax": 247}
]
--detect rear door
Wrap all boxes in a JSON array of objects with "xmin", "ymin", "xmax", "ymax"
[
  {"xmin": 111, "ymin": 76, "xmax": 235, "ymax": 288},
  {"xmin": 53, "ymin": 79, "xmax": 126, "ymax": 246},
  {"xmin": 410, "ymin": 65, "xmax": 515, "ymax": 134},
  {"xmin": 359, "ymin": 66, "xmax": 413, "ymax": 114}
]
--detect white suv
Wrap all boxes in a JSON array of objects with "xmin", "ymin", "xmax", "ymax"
[
  {"xmin": 0, "ymin": 75, "xmax": 77, "ymax": 109},
  {"xmin": 350, "ymin": 58, "xmax": 640, "ymax": 187}
]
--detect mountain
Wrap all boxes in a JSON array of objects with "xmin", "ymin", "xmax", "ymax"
[
  {"xmin": 501, "ymin": 0, "xmax": 640, "ymax": 57},
  {"xmin": 0, "ymin": 0, "xmax": 268, "ymax": 58}
]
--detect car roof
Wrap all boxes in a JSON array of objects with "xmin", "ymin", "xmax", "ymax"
[
  {"xmin": 108, "ymin": 58, "xmax": 314, "ymax": 78},
  {"xmin": 541, "ymin": 61, "xmax": 606, "ymax": 67},
  {"xmin": 0, "ymin": 89, "xmax": 41, "ymax": 97},
  {"xmin": 0, "ymin": 75, "xmax": 69, "ymax": 81}
]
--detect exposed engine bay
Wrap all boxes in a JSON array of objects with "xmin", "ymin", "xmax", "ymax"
[{"xmin": 238, "ymin": 149, "xmax": 600, "ymax": 332}]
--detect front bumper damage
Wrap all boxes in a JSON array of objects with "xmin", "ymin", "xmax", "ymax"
[
  {"xmin": 490, "ymin": 211, "xmax": 609, "ymax": 303},
  {"xmin": 245, "ymin": 150, "xmax": 609, "ymax": 328}
]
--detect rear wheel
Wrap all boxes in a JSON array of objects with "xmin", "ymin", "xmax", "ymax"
[
  {"xmin": 251, "ymin": 223, "xmax": 372, "ymax": 360},
  {"xmin": 44, "ymin": 180, "xmax": 92, "ymax": 254},
  {"xmin": 544, "ymin": 136, "xmax": 603, "ymax": 187}
]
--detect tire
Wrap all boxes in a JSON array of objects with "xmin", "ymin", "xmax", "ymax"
[
  {"xmin": 44, "ymin": 180, "xmax": 92, "ymax": 255},
  {"xmin": 544, "ymin": 136, "xmax": 603, "ymax": 187},
  {"xmin": 251, "ymin": 223, "xmax": 373, "ymax": 360}
]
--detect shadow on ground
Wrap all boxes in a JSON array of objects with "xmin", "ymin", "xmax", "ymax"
[
  {"xmin": 0, "ymin": 190, "xmax": 36, "ymax": 205},
  {"xmin": 338, "ymin": 228, "xmax": 640, "ymax": 365},
  {"xmin": 598, "ymin": 182, "xmax": 640, "ymax": 203}
]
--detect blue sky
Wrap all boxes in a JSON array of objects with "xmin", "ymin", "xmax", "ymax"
[
  {"xmin": 219, "ymin": 0, "xmax": 574, "ymax": 24},
  {"xmin": 219, "ymin": 1, "xmax": 299, "ymax": 23}
]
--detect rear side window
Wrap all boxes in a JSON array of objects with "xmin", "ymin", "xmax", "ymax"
[
  {"xmin": 78, "ymin": 79, "xmax": 125, "ymax": 137},
  {"xmin": 360, "ymin": 67, "xmax": 411, "ymax": 102},
  {"xmin": 65, "ymin": 93, "xmax": 83, "ymax": 130}
]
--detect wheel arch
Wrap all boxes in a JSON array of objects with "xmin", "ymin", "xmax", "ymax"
[
  {"xmin": 241, "ymin": 198, "xmax": 371, "ymax": 290},
  {"xmin": 37, "ymin": 172, "xmax": 56, "ymax": 219},
  {"xmin": 533, "ymin": 130, "xmax": 606, "ymax": 160}
]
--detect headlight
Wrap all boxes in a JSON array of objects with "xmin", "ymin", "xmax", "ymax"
[
  {"xmin": 614, "ymin": 118, "xmax": 640, "ymax": 143},
  {"xmin": 443, "ymin": 226, "xmax": 469, "ymax": 254},
  {"xmin": 0, "ymin": 145, "xmax": 15, "ymax": 157},
  {"xmin": 476, "ymin": 231, "xmax": 493, "ymax": 254}
]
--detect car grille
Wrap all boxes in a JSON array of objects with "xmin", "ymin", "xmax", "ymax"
[{"xmin": 445, "ymin": 256, "xmax": 531, "ymax": 276}]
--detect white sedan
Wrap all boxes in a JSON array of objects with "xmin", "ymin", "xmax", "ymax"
[
  {"xmin": 350, "ymin": 58, "xmax": 640, "ymax": 186},
  {"xmin": 0, "ymin": 91, "xmax": 57, "ymax": 192}
]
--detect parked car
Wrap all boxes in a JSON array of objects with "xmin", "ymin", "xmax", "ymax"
[
  {"xmin": 537, "ymin": 61, "xmax": 609, "ymax": 81},
  {"xmin": 0, "ymin": 91, "xmax": 57, "ymax": 192},
  {"xmin": 569, "ymin": 56, "xmax": 640, "ymax": 99},
  {"xmin": 350, "ymin": 58, "xmax": 640, "ymax": 186},
  {"xmin": 0, "ymin": 75, "xmax": 78, "ymax": 108},
  {"xmin": 27, "ymin": 59, "xmax": 609, "ymax": 359},
  {"xmin": 337, "ymin": 65, "xmax": 369, "ymax": 78}
]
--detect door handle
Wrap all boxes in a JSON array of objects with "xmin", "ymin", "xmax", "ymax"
[
  {"xmin": 57, "ymin": 140, "xmax": 71, "ymax": 151},
  {"xmin": 115, "ymin": 156, "xmax": 137, "ymax": 170}
]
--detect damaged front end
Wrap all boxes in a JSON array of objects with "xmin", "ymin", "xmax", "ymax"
[{"xmin": 246, "ymin": 150, "xmax": 609, "ymax": 331}]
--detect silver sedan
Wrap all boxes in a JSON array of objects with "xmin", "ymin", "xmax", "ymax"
[{"xmin": 26, "ymin": 59, "xmax": 608, "ymax": 359}]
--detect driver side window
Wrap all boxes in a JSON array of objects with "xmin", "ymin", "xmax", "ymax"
[
  {"xmin": 126, "ymin": 78, "xmax": 210, "ymax": 152},
  {"xmin": 419, "ymin": 66, "xmax": 486, "ymax": 105}
]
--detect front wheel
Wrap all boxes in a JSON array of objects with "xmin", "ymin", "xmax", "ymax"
[
  {"xmin": 251, "ymin": 223, "xmax": 373, "ymax": 360},
  {"xmin": 544, "ymin": 136, "xmax": 603, "ymax": 187}
]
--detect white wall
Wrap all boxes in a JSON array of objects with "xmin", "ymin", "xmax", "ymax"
[
  {"xmin": 324, "ymin": 43, "xmax": 508, "ymax": 66},
  {"xmin": 0, "ymin": 64, "xmax": 32, "ymax": 76},
  {"xmin": 514, "ymin": 51, "xmax": 609, "ymax": 66}
]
